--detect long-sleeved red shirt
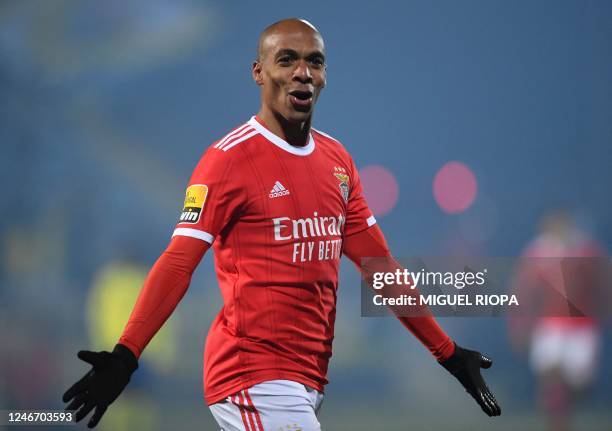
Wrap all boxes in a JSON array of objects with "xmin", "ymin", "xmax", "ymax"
[{"xmin": 119, "ymin": 118, "xmax": 454, "ymax": 404}]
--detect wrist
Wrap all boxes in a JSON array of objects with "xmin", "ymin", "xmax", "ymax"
[
  {"xmin": 112, "ymin": 344, "xmax": 139, "ymax": 373},
  {"xmin": 437, "ymin": 338, "xmax": 456, "ymax": 362},
  {"xmin": 439, "ymin": 342, "xmax": 464, "ymax": 373}
]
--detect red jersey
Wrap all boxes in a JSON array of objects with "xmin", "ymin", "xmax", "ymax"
[
  {"xmin": 173, "ymin": 116, "xmax": 376, "ymax": 404},
  {"xmin": 517, "ymin": 232, "xmax": 606, "ymax": 328}
]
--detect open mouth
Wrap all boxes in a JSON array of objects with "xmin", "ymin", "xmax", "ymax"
[
  {"xmin": 289, "ymin": 90, "xmax": 314, "ymax": 110},
  {"xmin": 289, "ymin": 90, "xmax": 313, "ymax": 100}
]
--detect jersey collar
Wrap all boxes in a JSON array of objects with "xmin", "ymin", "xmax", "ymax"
[{"xmin": 248, "ymin": 116, "xmax": 315, "ymax": 156}]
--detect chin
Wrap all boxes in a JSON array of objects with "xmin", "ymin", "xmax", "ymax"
[{"xmin": 285, "ymin": 109, "xmax": 313, "ymax": 123}]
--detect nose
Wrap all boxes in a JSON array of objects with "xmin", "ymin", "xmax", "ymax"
[{"xmin": 292, "ymin": 59, "xmax": 312, "ymax": 83}]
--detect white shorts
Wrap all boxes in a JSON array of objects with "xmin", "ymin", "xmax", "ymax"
[
  {"xmin": 529, "ymin": 323, "xmax": 600, "ymax": 388},
  {"xmin": 209, "ymin": 380, "xmax": 325, "ymax": 431}
]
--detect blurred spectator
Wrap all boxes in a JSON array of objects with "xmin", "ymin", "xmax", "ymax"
[{"xmin": 508, "ymin": 210, "xmax": 608, "ymax": 431}]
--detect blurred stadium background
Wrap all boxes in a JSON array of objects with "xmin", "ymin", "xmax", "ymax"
[{"xmin": 1, "ymin": 1, "xmax": 610, "ymax": 430}]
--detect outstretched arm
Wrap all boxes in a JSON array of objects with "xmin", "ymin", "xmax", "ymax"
[
  {"xmin": 118, "ymin": 235, "xmax": 209, "ymax": 356},
  {"xmin": 63, "ymin": 235, "xmax": 210, "ymax": 428},
  {"xmin": 343, "ymin": 225, "xmax": 501, "ymax": 417},
  {"xmin": 343, "ymin": 225, "xmax": 455, "ymax": 360}
]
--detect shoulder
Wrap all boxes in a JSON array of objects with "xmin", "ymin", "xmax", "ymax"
[
  {"xmin": 210, "ymin": 119, "xmax": 260, "ymax": 154},
  {"xmin": 190, "ymin": 120, "xmax": 259, "ymax": 179},
  {"xmin": 196, "ymin": 119, "xmax": 261, "ymax": 166},
  {"xmin": 312, "ymin": 127, "xmax": 343, "ymax": 147},
  {"xmin": 312, "ymin": 127, "xmax": 360, "ymax": 174},
  {"xmin": 312, "ymin": 127, "xmax": 353, "ymax": 158}
]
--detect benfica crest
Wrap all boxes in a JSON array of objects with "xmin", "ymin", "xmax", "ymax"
[{"xmin": 334, "ymin": 172, "xmax": 350, "ymax": 203}]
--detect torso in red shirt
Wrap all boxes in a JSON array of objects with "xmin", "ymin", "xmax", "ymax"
[{"xmin": 173, "ymin": 116, "xmax": 375, "ymax": 404}]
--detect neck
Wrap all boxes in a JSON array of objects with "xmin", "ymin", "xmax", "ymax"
[{"xmin": 257, "ymin": 107, "xmax": 311, "ymax": 147}]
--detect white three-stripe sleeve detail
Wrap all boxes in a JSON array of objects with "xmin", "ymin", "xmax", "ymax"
[
  {"xmin": 214, "ymin": 124, "xmax": 247, "ymax": 148},
  {"xmin": 172, "ymin": 228, "xmax": 214, "ymax": 244},
  {"xmin": 366, "ymin": 215, "xmax": 377, "ymax": 227},
  {"xmin": 214, "ymin": 123, "xmax": 250, "ymax": 148},
  {"xmin": 222, "ymin": 130, "xmax": 259, "ymax": 152},
  {"xmin": 218, "ymin": 127, "xmax": 255, "ymax": 150}
]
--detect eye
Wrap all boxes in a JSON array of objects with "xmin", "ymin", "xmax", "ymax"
[
  {"xmin": 277, "ymin": 56, "xmax": 293, "ymax": 66},
  {"xmin": 309, "ymin": 57, "xmax": 325, "ymax": 68}
]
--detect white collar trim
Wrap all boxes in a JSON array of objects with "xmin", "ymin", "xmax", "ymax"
[{"xmin": 248, "ymin": 116, "xmax": 315, "ymax": 156}]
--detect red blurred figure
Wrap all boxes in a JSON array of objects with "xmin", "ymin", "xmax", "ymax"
[{"xmin": 509, "ymin": 211, "xmax": 608, "ymax": 431}]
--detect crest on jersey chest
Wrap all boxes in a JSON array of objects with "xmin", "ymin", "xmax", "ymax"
[{"xmin": 333, "ymin": 166, "xmax": 349, "ymax": 204}]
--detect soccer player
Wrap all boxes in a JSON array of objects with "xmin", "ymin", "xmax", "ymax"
[
  {"xmin": 509, "ymin": 211, "xmax": 606, "ymax": 431},
  {"xmin": 63, "ymin": 18, "xmax": 501, "ymax": 429}
]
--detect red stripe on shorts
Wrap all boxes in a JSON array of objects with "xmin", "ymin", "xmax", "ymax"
[
  {"xmin": 233, "ymin": 393, "xmax": 250, "ymax": 431},
  {"xmin": 241, "ymin": 390, "xmax": 258, "ymax": 431},
  {"xmin": 244, "ymin": 389, "xmax": 265, "ymax": 431}
]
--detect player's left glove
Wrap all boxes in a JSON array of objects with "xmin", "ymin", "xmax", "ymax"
[
  {"xmin": 439, "ymin": 343, "xmax": 501, "ymax": 417},
  {"xmin": 62, "ymin": 344, "xmax": 138, "ymax": 428}
]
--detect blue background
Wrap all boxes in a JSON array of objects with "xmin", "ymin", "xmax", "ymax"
[{"xmin": 1, "ymin": 1, "xmax": 610, "ymax": 429}]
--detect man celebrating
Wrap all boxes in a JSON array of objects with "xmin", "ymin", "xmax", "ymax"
[{"xmin": 63, "ymin": 18, "xmax": 501, "ymax": 429}]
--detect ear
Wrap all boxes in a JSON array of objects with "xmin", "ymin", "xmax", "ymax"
[{"xmin": 252, "ymin": 60, "xmax": 263, "ymax": 86}]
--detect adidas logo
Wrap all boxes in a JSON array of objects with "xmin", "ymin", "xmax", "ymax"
[{"xmin": 269, "ymin": 181, "xmax": 290, "ymax": 198}]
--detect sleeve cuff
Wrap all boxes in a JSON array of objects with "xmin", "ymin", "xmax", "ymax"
[
  {"xmin": 172, "ymin": 228, "xmax": 214, "ymax": 244},
  {"xmin": 113, "ymin": 343, "xmax": 139, "ymax": 372}
]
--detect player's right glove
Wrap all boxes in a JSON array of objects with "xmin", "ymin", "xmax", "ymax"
[
  {"xmin": 439, "ymin": 342, "xmax": 501, "ymax": 417},
  {"xmin": 62, "ymin": 344, "xmax": 138, "ymax": 428}
]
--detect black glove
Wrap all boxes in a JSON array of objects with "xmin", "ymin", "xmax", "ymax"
[
  {"xmin": 62, "ymin": 344, "xmax": 138, "ymax": 428},
  {"xmin": 439, "ymin": 343, "xmax": 501, "ymax": 417}
]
